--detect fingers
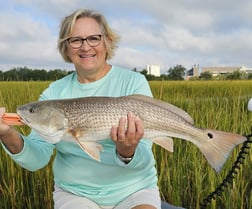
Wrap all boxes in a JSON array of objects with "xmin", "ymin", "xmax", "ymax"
[
  {"xmin": 110, "ymin": 126, "xmax": 118, "ymax": 142},
  {"xmin": 110, "ymin": 112, "xmax": 144, "ymax": 157},
  {"xmin": 126, "ymin": 112, "xmax": 137, "ymax": 141},
  {"xmin": 125, "ymin": 112, "xmax": 144, "ymax": 143},
  {"xmin": 0, "ymin": 107, "xmax": 6, "ymax": 118},
  {"xmin": 110, "ymin": 112, "xmax": 143, "ymax": 142},
  {"xmin": 0, "ymin": 107, "xmax": 11, "ymax": 137},
  {"xmin": 110, "ymin": 117, "xmax": 127, "ymax": 143},
  {"xmin": 134, "ymin": 115, "xmax": 144, "ymax": 139},
  {"xmin": 117, "ymin": 117, "xmax": 127, "ymax": 141},
  {"xmin": 0, "ymin": 107, "xmax": 6, "ymax": 125},
  {"xmin": 110, "ymin": 117, "xmax": 127, "ymax": 142}
]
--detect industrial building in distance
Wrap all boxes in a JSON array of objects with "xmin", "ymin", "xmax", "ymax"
[{"xmin": 186, "ymin": 65, "xmax": 252, "ymax": 80}]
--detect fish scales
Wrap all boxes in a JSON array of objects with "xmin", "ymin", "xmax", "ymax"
[{"xmin": 58, "ymin": 96, "xmax": 194, "ymax": 138}]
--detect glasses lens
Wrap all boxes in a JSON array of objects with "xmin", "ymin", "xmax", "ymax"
[
  {"xmin": 87, "ymin": 35, "xmax": 101, "ymax": 46},
  {"xmin": 68, "ymin": 37, "xmax": 82, "ymax": 48}
]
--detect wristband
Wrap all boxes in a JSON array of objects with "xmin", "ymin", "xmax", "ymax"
[{"xmin": 116, "ymin": 150, "xmax": 133, "ymax": 164}]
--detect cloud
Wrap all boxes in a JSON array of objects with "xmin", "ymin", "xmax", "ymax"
[
  {"xmin": 0, "ymin": 0, "xmax": 252, "ymax": 73},
  {"xmin": 0, "ymin": 10, "xmax": 62, "ymax": 69}
]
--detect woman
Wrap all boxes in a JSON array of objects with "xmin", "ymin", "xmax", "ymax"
[{"xmin": 0, "ymin": 9, "xmax": 185, "ymax": 209}]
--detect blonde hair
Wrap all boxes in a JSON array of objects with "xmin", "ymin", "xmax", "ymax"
[{"xmin": 58, "ymin": 9, "xmax": 120, "ymax": 62}]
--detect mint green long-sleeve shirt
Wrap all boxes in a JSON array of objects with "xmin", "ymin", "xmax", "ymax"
[{"xmin": 2, "ymin": 66, "xmax": 158, "ymax": 206}]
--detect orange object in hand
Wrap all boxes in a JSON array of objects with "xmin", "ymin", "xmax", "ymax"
[{"xmin": 2, "ymin": 113, "xmax": 24, "ymax": 126}]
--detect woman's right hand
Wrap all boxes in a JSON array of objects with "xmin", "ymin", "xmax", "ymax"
[
  {"xmin": 0, "ymin": 107, "xmax": 12, "ymax": 136},
  {"xmin": 0, "ymin": 107, "xmax": 24, "ymax": 154}
]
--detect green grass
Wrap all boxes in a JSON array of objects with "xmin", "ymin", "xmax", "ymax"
[{"xmin": 1, "ymin": 80, "xmax": 252, "ymax": 209}]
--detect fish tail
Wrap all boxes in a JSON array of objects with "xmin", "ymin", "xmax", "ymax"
[{"xmin": 198, "ymin": 129, "xmax": 246, "ymax": 172}]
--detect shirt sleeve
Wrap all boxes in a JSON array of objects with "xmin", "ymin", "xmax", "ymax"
[{"xmin": 1, "ymin": 130, "xmax": 55, "ymax": 171}]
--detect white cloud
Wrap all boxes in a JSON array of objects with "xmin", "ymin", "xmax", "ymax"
[
  {"xmin": 0, "ymin": 0, "xmax": 252, "ymax": 72},
  {"xmin": 0, "ymin": 11, "xmax": 61, "ymax": 69}
]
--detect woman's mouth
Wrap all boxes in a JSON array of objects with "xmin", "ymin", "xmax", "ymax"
[{"xmin": 79, "ymin": 54, "xmax": 95, "ymax": 58}]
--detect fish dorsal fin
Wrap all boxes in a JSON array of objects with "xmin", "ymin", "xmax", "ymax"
[
  {"xmin": 152, "ymin": 136, "xmax": 174, "ymax": 152},
  {"xmin": 127, "ymin": 94, "xmax": 194, "ymax": 124}
]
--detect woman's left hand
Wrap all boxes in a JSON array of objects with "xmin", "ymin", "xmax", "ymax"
[{"xmin": 110, "ymin": 112, "xmax": 144, "ymax": 158}]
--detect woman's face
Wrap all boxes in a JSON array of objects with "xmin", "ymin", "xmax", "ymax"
[{"xmin": 66, "ymin": 17, "xmax": 108, "ymax": 74}]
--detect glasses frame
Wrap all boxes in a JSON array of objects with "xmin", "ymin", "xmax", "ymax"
[{"xmin": 67, "ymin": 34, "xmax": 102, "ymax": 49}]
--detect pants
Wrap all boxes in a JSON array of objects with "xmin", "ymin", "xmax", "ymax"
[{"xmin": 53, "ymin": 186, "xmax": 161, "ymax": 209}]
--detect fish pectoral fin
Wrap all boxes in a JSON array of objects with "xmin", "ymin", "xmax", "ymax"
[
  {"xmin": 152, "ymin": 137, "xmax": 174, "ymax": 152},
  {"xmin": 69, "ymin": 129, "xmax": 104, "ymax": 161},
  {"xmin": 75, "ymin": 139, "xmax": 104, "ymax": 161}
]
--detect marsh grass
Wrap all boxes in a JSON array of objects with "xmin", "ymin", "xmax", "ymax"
[
  {"xmin": 1, "ymin": 80, "xmax": 252, "ymax": 209},
  {"xmin": 151, "ymin": 80, "xmax": 252, "ymax": 209}
]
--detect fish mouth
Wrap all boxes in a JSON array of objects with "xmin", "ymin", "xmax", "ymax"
[
  {"xmin": 19, "ymin": 116, "xmax": 30, "ymax": 125},
  {"xmin": 20, "ymin": 118, "xmax": 30, "ymax": 125},
  {"xmin": 16, "ymin": 111, "xmax": 31, "ymax": 125}
]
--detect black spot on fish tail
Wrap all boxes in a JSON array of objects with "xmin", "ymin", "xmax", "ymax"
[{"xmin": 207, "ymin": 132, "xmax": 213, "ymax": 139}]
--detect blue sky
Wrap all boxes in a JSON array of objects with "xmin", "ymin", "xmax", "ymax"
[{"xmin": 1, "ymin": 0, "xmax": 252, "ymax": 73}]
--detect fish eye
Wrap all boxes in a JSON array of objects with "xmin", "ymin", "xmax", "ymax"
[{"xmin": 29, "ymin": 108, "xmax": 35, "ymax": 113}]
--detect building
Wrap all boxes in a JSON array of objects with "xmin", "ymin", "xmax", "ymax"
[
  {"xmin": 201, "ymin": 65, "xmax": 252, "ymax": 76},
  {"xmin": 185, "ymin": 65, "xmax": 252, "ymax": 79},
  {"xmin": 240, "ymin": 65, "xmax": 252, "ymax": 74},
  {"xmin": 185, "ymin": 65, "xmax": 200, "ymax": 80},
  {"xmin": 201, "ymin": 66, "xmax": 240, "ymax": 76},
  {"xmin": 146, "ymin": 65, "xmax": 160, "ymax": 77}
]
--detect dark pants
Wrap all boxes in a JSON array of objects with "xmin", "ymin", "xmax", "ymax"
[{"xmin": 161, "ymin": 201, "xmax": 186, "ymax": 209}]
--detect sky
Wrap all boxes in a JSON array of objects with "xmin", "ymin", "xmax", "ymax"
[{"xmin": 1, "ymin": 0, "xmax": 252, "ymax": 74}]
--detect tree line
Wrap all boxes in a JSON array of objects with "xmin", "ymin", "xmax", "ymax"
[
  {"xmin": 0, "ymin": 67, "xmax": 74, "ymax": 81},
  {"xmin": 0, "ymin": 66, "xmax": 186, "ymax": 81},
  {"xmin": 1, "ymin": 65, "xmax": 252, "ymax": 81}
]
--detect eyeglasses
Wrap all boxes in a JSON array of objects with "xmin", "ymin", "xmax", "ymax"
[{"xmin": 67, "ymin": 34, "xmax": 102, "ymax": 48}]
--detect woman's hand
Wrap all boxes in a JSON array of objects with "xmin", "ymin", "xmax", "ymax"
[
  {"xmin": 0, "ymin": 107, "xmax": 12, "ymax": 137},
  {"xmin": 110, "ymin": 112, "xmax": 144, "ymax": 158},
  {"xmin": 0, "ymin": 107, "xmax": 24, "ymax": 154}
]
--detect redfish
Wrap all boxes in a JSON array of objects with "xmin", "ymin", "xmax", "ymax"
[{"xmin": 15, "ymin": 94, "xmax": 246, "ymax": 172}]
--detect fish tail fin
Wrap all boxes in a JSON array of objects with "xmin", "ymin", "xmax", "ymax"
[{"xmin": 198, "ymin": 129, "xmax": 246, "ymax": 172}]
